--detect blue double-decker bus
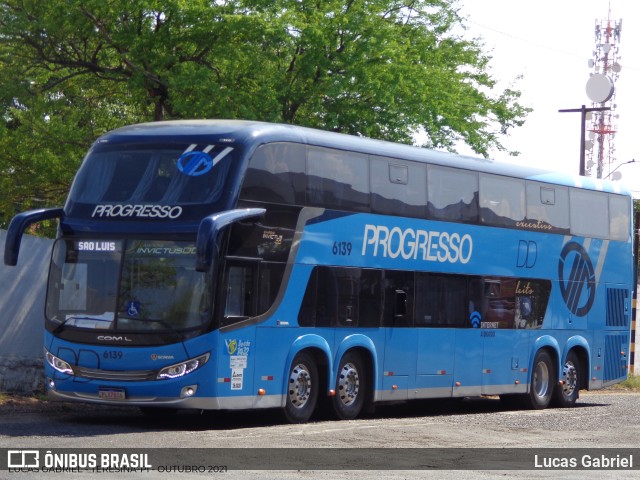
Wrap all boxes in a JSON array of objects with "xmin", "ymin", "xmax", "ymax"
[{"xmin": 4, "ymin": 120, "xmax": 634, "ymax": 423}]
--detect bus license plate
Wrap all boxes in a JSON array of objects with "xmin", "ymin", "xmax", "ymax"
[{"xmin": 98, "ymin": 388, "xmax": 126, "ymax": 400}]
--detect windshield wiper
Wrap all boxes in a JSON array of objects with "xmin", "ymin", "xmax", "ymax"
[
  {"xmin": 52, "ymin": 315, "xmax": 113, "ymax": 335},
  {"xmin": 117, "ymin": 316, "xmax": 187, "ymax": 341}
]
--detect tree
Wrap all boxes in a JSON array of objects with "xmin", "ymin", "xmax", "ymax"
[{"xmin": 0, "ymin": 0, "xmax": 530, "ymax": 232}]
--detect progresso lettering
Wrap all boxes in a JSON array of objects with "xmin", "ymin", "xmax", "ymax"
[
  {"xmin": 362, "ymin": 224, "xmax": 473, "ymax": 264},
  {"xmin": 92, "ymin": 204, "xmax": 183, "ymax": 219}
]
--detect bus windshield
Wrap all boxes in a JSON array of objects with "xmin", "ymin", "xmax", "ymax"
[
  {"xmin": 46, "ymin": 239, "xmax": 210, "ymax": 332},
  {"xmin": 65, "ymin": 142, "xmax": 238, "ymax": 220}
]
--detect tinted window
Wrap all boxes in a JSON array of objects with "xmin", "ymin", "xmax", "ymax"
[
  {"xmin": 240, "ymin": 143, "xmax": 306, "ymax": 205},
  {"xmin": 257, "ymin": 262, "xmax": 286, "ymax": 315},
  {"xmin": 223, "ymin": 264, "xmax": 256, "ymax": 320},
  {"xmin": 298, "ymin": 268, "xmax": 319, "ymax": 327},
  {"xmin": 298, "ymin": 267, "xmax": 382, "ymax": 328},
  {"xmin": 415, "ymin": 273, "xmax": 468, "ymax": 327},
  {"xmin": 70, "ymin": 143, "xmax": 236, "ymax": 205},
  {"xmin": 382, "ymin": 270, "xmax": 414, "ymax": 327},
  {"xmin": 570, "ymin": 189, "xmax": 609, "ymax": 238},
  {"xmin": 371, "ymin": 156, "xmax": 427, "ymax": 218},
  {"xmin": 477, "ymin": 277, "xmax": 549, "ymax": 329},
  {"xmin": 307, "ymin": 147, "xmax": 370, "ymax": 211},
  {"xmin": 480, "ymin": 174, "xmax": 525, "ymax": 227},
  {"xmin": 609, "ymin": 194, "xmax": 630, "ymax": 241},
  {"xmin": 359, "ymin": 269, "xmax": 383, "ymax": 327},
  {"xmin": 525, "ymin": 182, "xmax": 570, "ymax": 233},
  {"xmin": 427, "ymin": 166, "xmax": 478, "ymax": 223}
]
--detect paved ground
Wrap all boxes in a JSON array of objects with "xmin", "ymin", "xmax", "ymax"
[{"xmin": 0, "ymin": 391, "xmax": 639, "ymax": 479}]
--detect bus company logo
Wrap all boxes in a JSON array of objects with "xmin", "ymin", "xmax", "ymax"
[
  {"xmin": 361, "ymin": 224, "xmax": 473, "ymax": 264},
  {"xmin": 177, "ymin": 145, "xmax": 234, "ymax": 177},
  {"xmin": 225, "ymin": 339, "xmax": 238, "ymax": 355},
  {"xmin": 558, "ymin": 241, "xmax": 596, "ymax": 317}
]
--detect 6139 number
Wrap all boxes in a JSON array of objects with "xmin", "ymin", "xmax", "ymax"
[{"xmin": 332, "ymin": 241, "xmax": 352, "ymax": 256}]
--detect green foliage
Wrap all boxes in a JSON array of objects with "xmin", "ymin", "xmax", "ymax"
[{"xmin": 0, "ymin": 0, "xmax": 530, "ymax": 233}]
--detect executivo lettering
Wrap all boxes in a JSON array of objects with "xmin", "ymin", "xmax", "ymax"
[{"xmin": 362, "ymin": 224, "xmax": 473, "ymax": 264}]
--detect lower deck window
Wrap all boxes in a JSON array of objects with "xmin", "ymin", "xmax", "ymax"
[{"xmin": 298, "ymin": 266, "xmax": 550, "ymax": 330}]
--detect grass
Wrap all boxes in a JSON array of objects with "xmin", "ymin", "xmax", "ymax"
[{"xmin": 610, "ymin": 374, "xmax": 640, "ymax": 391}]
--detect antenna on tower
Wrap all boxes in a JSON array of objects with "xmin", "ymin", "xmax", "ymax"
[{"xmin": 585, "ymin": 4, "xmax": 622, "ymax": 179}]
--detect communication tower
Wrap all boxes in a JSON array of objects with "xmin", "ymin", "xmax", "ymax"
[{"xmin": 584, "ymin": 7, "xmax": 622, "ymax": 179}]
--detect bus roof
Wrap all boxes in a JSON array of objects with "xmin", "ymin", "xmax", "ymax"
[{"xmin": 100, "ymin": 120, "xmax": 631, "ymax": 196}]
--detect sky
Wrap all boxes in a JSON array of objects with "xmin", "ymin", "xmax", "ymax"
[{"xmin": 456, "ymin": 0, "xmax": 640, "ymax": 197}]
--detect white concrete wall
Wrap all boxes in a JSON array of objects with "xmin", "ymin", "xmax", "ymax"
[{"xmin": 0, "ymin": 229, "xmax": 52, "ymax": 393}]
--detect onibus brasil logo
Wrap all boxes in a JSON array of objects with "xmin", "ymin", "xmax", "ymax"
[{"xmin": 558, "ymin": 241, "xmax": 595, "ymax": 317}]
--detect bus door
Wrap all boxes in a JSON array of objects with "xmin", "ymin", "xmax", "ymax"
[
  {"xmin": 381, "ymin": 270, "xmax": 416, "ymax": 401},
  {"xmin": 218, "ymin": 258, "xmax": 261, "ymax": 397},
  {"xmin": 414, "ymin": 274, "xmax": 459, "ymax": 398}
]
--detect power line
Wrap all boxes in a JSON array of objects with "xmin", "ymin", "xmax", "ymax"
[{"xmin": 465, "ymin": 19, "xmax": 640, "ymax": 72}]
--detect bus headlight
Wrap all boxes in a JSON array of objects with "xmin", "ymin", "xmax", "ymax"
[
  {"xmin": 44, "ymin": 349, "xmax": 74, "ymax": 375},
  {"xmin": 157, "ymin": 353, "xmax": 210, "ymax": 380}
]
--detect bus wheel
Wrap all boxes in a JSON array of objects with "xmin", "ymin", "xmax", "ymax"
[
  {"xmin": 552, "ymin": 351, "xmax": 580, "ymax": 408},
  {"xmin": 527, "ymin": 350, "xmax": 555, "ymax": 409},
  {"xmin": 283, "ymin": 352, "xmax": 318, "ymax": 423},
  {"xmin": 332, "ymin": 352, "xmax": 366, "ymax": 420}
]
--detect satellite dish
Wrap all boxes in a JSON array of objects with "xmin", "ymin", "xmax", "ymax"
[
  {"xmin": 586, "ymin": 74, "xmax": 615, "ymax": 103},
  {"xmin": 588, "ymin": 59, "xmax": 595, "ymax": 68},
  {"xmin": 612, "ymin": 62, "xmax": 621, "ymax": 73},
  {"xmin": 602, "ymin": 43, "xmax": 612, "ymax": 53},
  {"xmin": 587, "ymin": 160, "xmax": 595, "ymax": 168},
  {"xmin": 584, "ymin": 140, "xmax": 594, "ymax": 150},
  {"xmin": 611, "ymin": 171, "xmax": 622, "ymax": 181}
]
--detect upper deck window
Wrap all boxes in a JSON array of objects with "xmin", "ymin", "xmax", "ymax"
[
  {"xmin": 609, "ymin": 194, "xmax": 630, "ymax": 241},
  {"xmin": 240, "ymin": 143, "xmax": 306, "ymax": 205},
  {"xmin": 525, "ymin": 182, "xmax": 570, "ymax": 233},
  {"xmin": 371, "ymin": 156, "xmax": 427, "ymax": 218},
  {"xmin": 570, "ymin": 188, "xmax": 609, "ymax": 238},
  {"xmin": 479, "ymin": 174, "xmax": 526, "ymax": 227},
  {"xmin": 307, "ymin": 146, "xmax": 370, "ymax": 211},
  {"xmin": 69, "ymin": 142, "xmax": 238, "ymax": 206},
  {"xmin": 427, "ymin": 165, "xmax": 479, "ymax": 223}
]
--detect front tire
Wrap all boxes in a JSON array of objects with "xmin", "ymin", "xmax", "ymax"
[
  {"xmin": 332, "ymin": 352, "xmax": 366, "ymax": 420},
  {"xmin": 283, "ymin": 352, "xmax": 318, "ymax": 423},
  {"xmin": 526, "ymin": 350, "xmax": 555, "ymax": 409},
  {"xmin": 552, "ymin": 351, "xmax": 580, "ymax": 408}
]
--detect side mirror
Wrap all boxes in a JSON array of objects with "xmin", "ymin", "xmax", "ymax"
[{"xmin": 4, "ymin": 208, "xmax": 64, "ymax": 266}]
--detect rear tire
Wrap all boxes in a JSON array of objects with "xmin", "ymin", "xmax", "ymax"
[
  {"xmin": 283, "ymin": 352, "xmax": 318, "ymax": 424},
  {"xmin": 332, "ymin": 352, "xmax": 366, "ymax": 420},
  {"xmin": 526, "ymin": 350, "xmax": 555, "ymax": 409},
  {"xmin": 552, "ymin": 351, "xmax": 580, "ymax": 408}
]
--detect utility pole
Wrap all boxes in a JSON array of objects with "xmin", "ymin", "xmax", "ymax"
[{"xmin": 558, "ymin": 105, "xmax": 610, "ymax": 176}]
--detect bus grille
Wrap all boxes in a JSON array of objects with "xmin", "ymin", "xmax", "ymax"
[
  {"xmin": 606, "ymin": 288, "xmax": 629, "ymax": 327},
  {"xmin": 74, "ymin": 366, "xmax": 157, "ymax": 382}
]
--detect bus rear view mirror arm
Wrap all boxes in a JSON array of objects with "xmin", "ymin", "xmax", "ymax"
[
  {"xmin": 195, "ymin": 208, "xmax": 266, "ymax": 272},
  {"xmin": 4, "ymin": 207, "xmax": 64, "ymax": 266}
]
